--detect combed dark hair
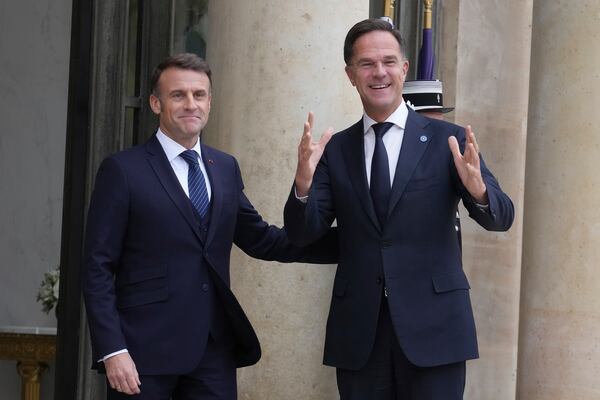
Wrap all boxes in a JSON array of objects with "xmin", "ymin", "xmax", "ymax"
[
  {"xmin": 150, "ymin": 53, "xmax": 212, "ymax": 95},
  {"xmin": 343, "ymin": 19, "xmax": 405, "ymax": 65}
]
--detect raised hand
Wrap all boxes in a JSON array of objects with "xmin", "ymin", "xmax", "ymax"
[
  {"xmin": 104, "ymin": 352, "xmax": 141, "ymax": 395},
  {"xmin": 448, "ymin": 125, "xmax": 488, "ymax": 204},
  {"xmin": 295, "ymin": 112, "xmax": 334, "ymax": 196}
]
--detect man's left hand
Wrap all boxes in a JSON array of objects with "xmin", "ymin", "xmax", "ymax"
[{"xmin": 448, "ymin": 125, "xmax": 488, "ymax": 204}]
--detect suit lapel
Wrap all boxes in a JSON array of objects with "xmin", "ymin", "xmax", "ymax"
[
  {"xmin": 387, "ymin": 110, "xmax": 432, "ymax": 217},
  {"xmin": 342, "ymin": 121, "xmax": 382, "ymax": 232},
  {"xmin": 145, "ymin": 136, "xmax": 204, "ymax": 243},
  {"xmin": 201, "ymin": 145, "xmax": 222, "ymax": 248}
]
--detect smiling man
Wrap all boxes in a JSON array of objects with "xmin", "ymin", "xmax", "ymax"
[
  {"xmin": 83, "ymin": 53, "xmax": 338, "ymax": 400},
  {"xmin": 285, "ymin": 19, "xmax": 514, "ymax": 399}
]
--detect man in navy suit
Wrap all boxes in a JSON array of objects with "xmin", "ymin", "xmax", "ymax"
[
  {"xmin": 83, "ymin": 53, "xmax": 337, "ymax": 399},
  {"xmin": 284, "ymin": 19, "xmax": 514, "ymax": 399}
]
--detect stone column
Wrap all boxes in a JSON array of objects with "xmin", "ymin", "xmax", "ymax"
[
  {"xmin": 452, "ymin": 1, "xmax": 533, "ymax": 398},
  {"xmin": 204, "ymin": 1, "xmax": 366, "ymax": 398},
  {"xmin": 517, "ymin": 2, "xmax": 600, "ymax": 399}
]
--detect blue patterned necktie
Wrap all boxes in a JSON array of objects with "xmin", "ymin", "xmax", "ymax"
[
  {"xmin": 370, "ymin": 122, "xmax": 394, "ymax": 227},
  {"xmin": 180, "ymin": 149, "xmax": 209, "ymax": 218}
]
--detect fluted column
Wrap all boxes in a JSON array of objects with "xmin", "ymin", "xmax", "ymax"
[
  {"xmin": 517, "ymin": 1, "xmax": 600, "ymax": 398},
  {"xmin": 204, "ymin": 1, "xmax": 366, "ymax": 398},
  {"xmin": 17, "ymin": 361, "xmax": 46, "ymax": 400},
  {"xmin": 452, "ymin": 1, "xmax": 533, "ymax": 398}
]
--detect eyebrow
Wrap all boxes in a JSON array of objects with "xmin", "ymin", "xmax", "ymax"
[
  {"xmin": 168, "ymin": 89, "xmax": 208, "ymax": 95},
  {"xmin": 355, "ymin": 54, "xmax": 400, "ymax": 63}
]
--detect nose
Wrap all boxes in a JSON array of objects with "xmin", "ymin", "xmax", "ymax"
[
  {"xmin": 372, "ymin": 61, "xmax": 386, "ymax": 77},
  {"xmin": 183, "ymin": 93, "xmax": 197, "ymax": 109}
]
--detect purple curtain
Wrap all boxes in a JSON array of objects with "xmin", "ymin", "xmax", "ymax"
[{"xmin": 417, "ymin": 28, "xmax": 435, "ymax": 80}]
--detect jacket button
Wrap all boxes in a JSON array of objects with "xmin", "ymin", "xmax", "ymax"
[
  {"xmin": 376, "ymin": 276, "xmax": 383, "ymax": 285},
  {"xmin": 201, "ymin": 283, "xmax": 209, "ymax": 292}
]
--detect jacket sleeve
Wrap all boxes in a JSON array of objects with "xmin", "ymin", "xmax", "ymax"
[
  {"xmin": 283, "ymin": 147, "xmax": 337, "ymax": 247},
  {"xmin": 232, "ymin": 158, "xmax": 338, "ymax": 264},
  {"xmin": 452, "ymin": 126, "xmax": 515, "ymax": 231},
  {"xmin": 82, "ymin": 156, "xmax": 129, "ymax": 361}
]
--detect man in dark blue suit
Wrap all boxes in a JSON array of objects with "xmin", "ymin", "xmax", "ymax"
[
  {"xmin": 284, "ymin": 19, "xmax": 514, "ymax": 399},
  {"xmin": 83, "ymin": 53, "xmax": 337, "ymax": 399}
]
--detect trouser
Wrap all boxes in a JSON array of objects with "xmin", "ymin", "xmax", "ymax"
[
  {"xmin": 107, "ymin": 335, "xmax": 236, "ymax": 400},
  {"xmin": 336, "ymin": 300, "xmax": 466, "ymax": 400}
]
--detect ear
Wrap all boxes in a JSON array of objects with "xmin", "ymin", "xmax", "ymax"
[
  {"xmin": 149, "ymin": 94, "xmax": 161, "ymax": 115},
  {"xmin": 345, "ymin": 65, "xmax": 356, "ymax": 86},
  {"xmin": 401, "ymin": 60, "xmax": 409, "ymax": 79}
]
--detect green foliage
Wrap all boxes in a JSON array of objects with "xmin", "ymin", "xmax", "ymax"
[{"xmin": 36, "ymin": 266, "xmax": 60, "ymax": 314}]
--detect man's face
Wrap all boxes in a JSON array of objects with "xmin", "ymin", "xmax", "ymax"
[
  {"xmin": 345, "ymin": 30, "xmax": 409, "ymax": 121},
  {"xmin": 149, "ymin": 67, "xmax": 211, "ymax": 148}
]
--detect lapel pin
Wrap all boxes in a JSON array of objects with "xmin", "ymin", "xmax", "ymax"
[
  {"xmin": 420, "ymin": 135, "xmax": 428, "ymax": 143},
  {"xmin": 208, "ymin": 159, "xmax": 214, "ymax": 164}
]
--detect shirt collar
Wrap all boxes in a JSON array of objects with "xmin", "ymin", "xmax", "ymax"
[
  {"xmin": 156, "ymin": 128, "xmax": 203, "ymax": 163},
  {"xmin": 362, "ymin": 101, "xmax": 408, "ymax": 135}
]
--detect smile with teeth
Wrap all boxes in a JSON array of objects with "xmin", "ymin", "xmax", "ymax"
[{"xmin": 370, "ymin": 84, "xmax": 391, "ymax": 89}]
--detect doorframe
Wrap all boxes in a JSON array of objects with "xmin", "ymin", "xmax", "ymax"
[{"xmin": 54, "ymin": 0, "xmax": 172, "ymax": 397}]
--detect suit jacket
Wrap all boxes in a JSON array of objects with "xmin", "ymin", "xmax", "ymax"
[
  {"xmin": 83, "ymin": 134, "xmax": 337, "ymax": 375},
  {"xmin": 284, "ymin": 109, "xmax": 514, "ymax": 370}
]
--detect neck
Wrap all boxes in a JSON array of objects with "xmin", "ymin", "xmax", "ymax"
[
  {"xmin": 365, "ymin": 110, "xmax": 393, "ymax": 123},
  {"xmin": 364, "ymin": 102, "xmax": 402, "ymax": 123},
  {"xmin": 160, "ymin": 127, "xmax": 200, "ymax": 149}
]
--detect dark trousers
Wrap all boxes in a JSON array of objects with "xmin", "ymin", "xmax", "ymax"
[
  {"xmin": 336, "ymin": 301, "xmax": 466, "ymax": 400},
  {"xmin": 107, "ymin": 335, "xmax": 236, "ymax": 400}
]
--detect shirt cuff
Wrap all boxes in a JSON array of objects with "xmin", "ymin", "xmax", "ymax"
[
  {"xmin": 100, "ymin": 349, "xmax": 129, "ymax": 363},
  {"xmin": 294, "ymin": 187, "xmax": 308, "ymax": 203},
  {"xmin": 474, "ymin": 202, "xmax": 489, "ymax": 211}
]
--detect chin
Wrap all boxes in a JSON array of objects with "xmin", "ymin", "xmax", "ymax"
[
  {"xmin": 185, "ymin": 130, "xmax": 202, "ymax": 138},
  {"xmin": 367, "ymin": 101, "xmax": 393, "ymax": 113},
  {"xmin": 183, "ymin": 123, "xmax": 203, "ymax": 133}
]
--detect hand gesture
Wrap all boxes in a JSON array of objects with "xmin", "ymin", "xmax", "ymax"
[
  {"xmin": 105, "ymin": 352, "xmax": 141, "ymax": 395},
  {"xmin": 295, "ymin": 112, "xmax": 334, "ymax": 196},
  {"xmin": 448, "ymin": 125, "xmax": 488, "ymax": 204}
]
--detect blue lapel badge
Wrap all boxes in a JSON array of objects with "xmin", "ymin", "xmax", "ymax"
[{"xmin": 420, "ymin": 135, "xmax": 428, "ymax": 143}]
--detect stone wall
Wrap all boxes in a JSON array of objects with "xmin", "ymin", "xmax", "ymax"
[{"xmin": 0, "ymin": 0, "xmax": 71, "ymax": 398}]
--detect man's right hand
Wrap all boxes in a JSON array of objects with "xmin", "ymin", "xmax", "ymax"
[
  {"xmin": 295, "ymin": 112, "xmax": 334, "ymax": 197},
  {"xmin": 448, "ymin": 125, "xmax": 488, "ymax": 204},
  {"xmin": 105, "ymin": 352, "xmax": 141, "ymax": 395}
]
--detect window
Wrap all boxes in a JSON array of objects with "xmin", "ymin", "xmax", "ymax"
[{"xmin": 172, "ymin": 0, "xmax": 209, "ymax": 57}]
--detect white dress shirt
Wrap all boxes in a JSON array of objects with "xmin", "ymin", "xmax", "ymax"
[
  {"xmin": 156, "ymin": 129, "xmax": 212, "ymax": 200},
  {"xmin": 363, "ymin": 101, "xmax": 408, "ymax": 187}
]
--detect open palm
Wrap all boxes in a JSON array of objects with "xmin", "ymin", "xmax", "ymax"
[
  {"xmin": 448, "ymin": 125, "xmax": 488, "ymax": 204},
  {"xmin": 295, "ymin": 112, "xmax": 334, "ymax": 196}
]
